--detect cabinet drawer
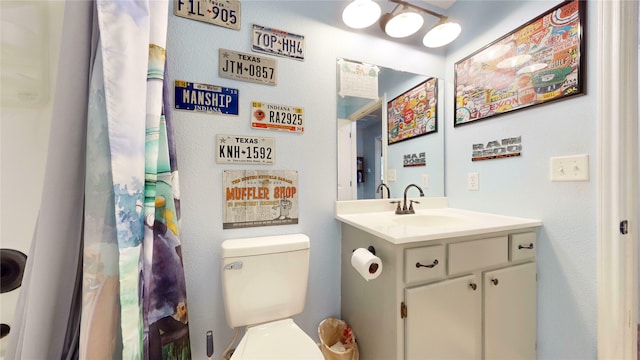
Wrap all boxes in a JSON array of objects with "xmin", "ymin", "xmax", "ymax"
[
  {"xmin": 509, "ymin": 232, "xmax": 536, "ymax": 261},
  {"xmin": 404, "ymin": 245, "xmax": 445, "ymax": 284},
  {"xmin": 448, "ymin": 236, "xmax": 508, "ymax": 275}
]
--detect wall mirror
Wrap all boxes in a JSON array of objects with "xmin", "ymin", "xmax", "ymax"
[{"xmin": 337, "ymin": 58, "xmax": 445, "ymax": 200}]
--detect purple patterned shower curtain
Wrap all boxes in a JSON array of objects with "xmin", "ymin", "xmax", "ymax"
[{"xmin": 81, "ymin": 1, "xmax": 191, "ymax": 358}]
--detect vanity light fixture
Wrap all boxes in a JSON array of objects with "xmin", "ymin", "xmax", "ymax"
[
  {"xmin": 342, "ymin": 0, "xmax": 461, "ymax": 48},
  {"xmin": 342, "ymin": 0, "xmax": 382, "ymax": 29}
]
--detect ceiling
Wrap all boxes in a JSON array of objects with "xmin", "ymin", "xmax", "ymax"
[{"xmin": 419, "ymin": 0, "xmax": 456, "ymax": 10}]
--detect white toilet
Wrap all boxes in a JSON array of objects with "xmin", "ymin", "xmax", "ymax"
[{"xmin": 221, "ymin": 234, "xmax": 324, "ymax": 360}]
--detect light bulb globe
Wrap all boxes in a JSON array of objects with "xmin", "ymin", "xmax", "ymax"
[
  {"xmin": 384, "ymin": 11, "xmax": 424, "ymax": 38},
  {"xmin": 342, "ymin": 0, "xmax": 382, "ymax": 29},
  {"xmin": 423, "ymin": 21, "xmax": 461, "ymax": 48}
]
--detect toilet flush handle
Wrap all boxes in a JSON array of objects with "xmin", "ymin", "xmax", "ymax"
[{"xmin": 224, "ymin": 262, "xmax": 243, "ymax": 270}]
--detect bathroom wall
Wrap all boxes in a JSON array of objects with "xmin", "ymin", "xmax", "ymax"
[
  {"xmin": 444, "ymin": 1, "xmax": 598, "ymax": 358},
  {"xmin": 166, "ymin": 2, "xmax": 445, "ymax": 358},
  {"xmin": 1, "ymin": 1, "xmax": 600, "ymax": 358}
]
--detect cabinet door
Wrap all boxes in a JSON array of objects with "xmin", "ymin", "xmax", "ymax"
[
  {"xmin": 484, "ymin": 262, "xmax": 536, "ymax": 359},
  {"xmin": 405, "ymin": 274, "xmax": 481, "ymax": 360}
]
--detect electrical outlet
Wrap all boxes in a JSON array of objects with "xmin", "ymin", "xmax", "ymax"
[
  {"xmin": 422, "ymin": 174, "xmax": 429, "ymax": 188},
  {"xmin": 550, "ymin": 154, "xmax": 589, "ymax": 181},
  {"xmin": 387, "ymin": 169, "xmax": 397, "ymax": 182},
  {"xmin": 467, "ymin": 172, "xmax": 479, "ymax": 190}
]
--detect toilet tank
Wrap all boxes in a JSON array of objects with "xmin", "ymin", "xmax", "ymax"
[{"xmin": 221, "ymin": 234, "xmax": 311, "ymax": 328}]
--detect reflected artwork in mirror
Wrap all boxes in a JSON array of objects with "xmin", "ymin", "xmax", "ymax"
[
  {"xmin": 336, "ymin": 58, "xmax": 445, "ymax": 201},
  {"xmin": 387, "ymin": 78, "xmax": 438, "ymax": 145}
]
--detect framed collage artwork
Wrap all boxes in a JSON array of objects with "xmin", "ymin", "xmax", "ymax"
[
  {"xmin": 388, "ymin": 77, "xmax": 438, "ymax": 144},
  {"xmin": 454, "ymin": 0, "xmax": 585, "ymax": 126}
]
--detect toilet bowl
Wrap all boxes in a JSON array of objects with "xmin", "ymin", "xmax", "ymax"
[
  {"xmin": 221, "ymin": 234, "xmax": 323, "ymax": 360},
  {"xmin": 232, "ymin": 318, "xmax": 322, "ymax": 359}
]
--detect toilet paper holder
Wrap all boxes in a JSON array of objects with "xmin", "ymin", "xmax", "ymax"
[{"xmin": 352, "ymin": 246, "xmax": 376, "ymax": 255}]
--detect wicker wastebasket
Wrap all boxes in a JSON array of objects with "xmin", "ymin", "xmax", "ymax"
[{"xmin": 318, "ymin": 318, "xmax": 359, "ymax": 360}]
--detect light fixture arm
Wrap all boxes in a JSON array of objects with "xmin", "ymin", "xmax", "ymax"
[{"xmin": 388, "ymin": 0, "xmax": 449, "ymax": 22}]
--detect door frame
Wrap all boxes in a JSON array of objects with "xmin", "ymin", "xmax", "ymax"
[{"xmin": 597, "ymin": 1, "xmax": 639, "ymax": 358}]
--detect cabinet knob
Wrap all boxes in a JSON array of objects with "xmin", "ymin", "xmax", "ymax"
[
  {"xmin": 491, "ymin": 278, "xmax": 499, "ymax": 286},
  {"xmin": 469, "ymin": 283, "xmax": 477, "ymax": 291},
  {"xmin": 518, "ymin": 243, "xmax": 534, "ymax": 250},
  {"xmin": 416, "ymin": 259, "xmax": 439, "ymax": 269}
]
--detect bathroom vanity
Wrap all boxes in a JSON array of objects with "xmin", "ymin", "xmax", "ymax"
[{"xmin": 336, "ymin": 199, "xmax": 542, "ymax": 360}]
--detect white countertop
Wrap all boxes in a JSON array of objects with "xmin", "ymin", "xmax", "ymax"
[{"xmin": 335, "ymin": 199, "xmax": 542, "ymax": 244}]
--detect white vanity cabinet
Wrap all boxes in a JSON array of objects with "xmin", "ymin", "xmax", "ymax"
[{"xmin": 340, "ymin": 224, "xmax": 538, "ymax": 360}]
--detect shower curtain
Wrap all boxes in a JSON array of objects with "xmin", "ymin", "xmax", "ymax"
[{"xmin": 7, "ymin": 1, "xmax": 191, "ymax": 359}]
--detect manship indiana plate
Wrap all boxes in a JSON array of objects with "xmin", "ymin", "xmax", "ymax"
[
  {"xmin": 216, "ymin": 134, "xmax": 275, "ymax": 165},
  {"xmin": 174, "ymin": 80, "xmax": 239, "ymax": 115},
  {"xmin": 251, "ymin": 24, "xmax": 305, "ymax": 61},
  {"xmin": 173, "ymin": 0, "xmax": 241, "ymax": 30},
  {"xmin": 219, "ymin": 49, "xmax": 277, "ymax": 86}
]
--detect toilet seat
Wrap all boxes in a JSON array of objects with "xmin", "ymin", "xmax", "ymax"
[{"xmin": 231, "ymin": 318, "xmax": 324, "ymax": 359}]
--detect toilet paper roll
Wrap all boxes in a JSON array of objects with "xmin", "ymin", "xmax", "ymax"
[{"xmin": 351, "ymin": 248, "xmax": 382, "ymax": 281}]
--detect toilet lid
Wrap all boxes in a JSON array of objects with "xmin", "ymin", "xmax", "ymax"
[{"xmin": 231, "ymin": 318, "xmax": 324, "ymax": 360}]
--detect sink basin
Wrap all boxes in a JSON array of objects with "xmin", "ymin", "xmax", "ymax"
[
  {"xmin": 335, "ymin": 200, "xmax": 543, "ymax": 244},
  {"xmin": 392, "ymin": 214, "xmax": 469, "ymax": 228}
]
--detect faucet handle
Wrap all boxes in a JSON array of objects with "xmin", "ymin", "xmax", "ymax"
[
  {"xmin": 389, "ymin": 200, "xmax": 402, "ymax": 213},
  {"xmin": 409, "ymin": 200, "xmax": 420, "ymax": 211}
]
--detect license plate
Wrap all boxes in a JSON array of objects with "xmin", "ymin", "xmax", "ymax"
[
  {"xmin": 173, "ymin": 0, "xmax": 241, "ymax": 30},
  {"xmin": 251, "ymin": 101, "xmax": 304, "ymax": 133},
  {"xmin": 216, "ymin": 134, "xmax": 275, "ymax": 164},
  {"xmin": 219, "ymin": 49, "xmax": 277, "ymax": 86},
  {"xmin": 174, "ymin": 80, "xmax": 239, "ymax": 115},
  {"xmin": 252, "ymin": 24, "xmax": 305, "ymax": 61}
]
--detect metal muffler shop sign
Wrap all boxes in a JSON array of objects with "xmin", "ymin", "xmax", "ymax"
[
  {"xmin": 472, "ymin": 136, "xmax": 522, "ymax": 161},
  {"xmin": 223, "ymin": 170, "xmax": 298, "ymax": 229}
]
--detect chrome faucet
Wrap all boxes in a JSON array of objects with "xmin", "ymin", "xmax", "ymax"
[
  {"xmin": 395, "ymin": 183, "xmax": 424, "ymax": 215},
  {"xmin": 376, "ymin": 183, "xmax": 390, "ymax": 199}
]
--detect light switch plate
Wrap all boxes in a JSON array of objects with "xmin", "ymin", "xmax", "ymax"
[
  {"xmin": 421, "ymin": 174, "xmax": 429, "ymax": 188},
  {"xmin": 550, "ymin": 154, "xmax": 589, "ymax": 181}
]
